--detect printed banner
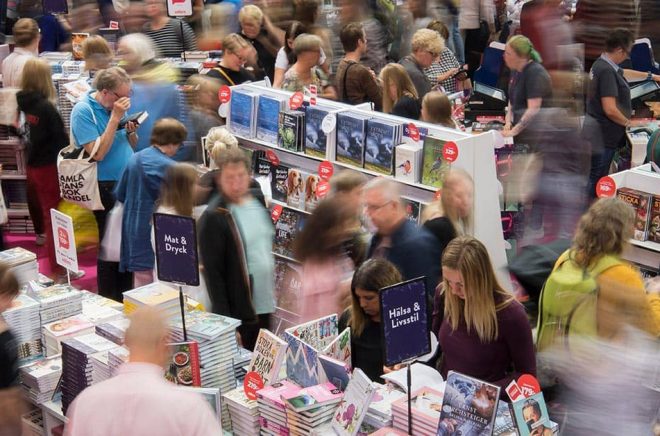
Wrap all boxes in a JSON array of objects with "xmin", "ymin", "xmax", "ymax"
[{"xmin": 153, "ymin": 213, "xmax": 199, "ymax": 286}]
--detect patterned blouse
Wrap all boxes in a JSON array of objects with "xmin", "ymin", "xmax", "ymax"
[
  {"xmin": 424, "ymin": 47, "xmax": 461, "ymax": 93},
  {"xmin": 281, "ymin": 66, "xmax": 330, "ymax": 93}
]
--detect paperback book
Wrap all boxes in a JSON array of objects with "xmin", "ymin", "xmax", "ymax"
[
  {"xmin": 304, "ymin": 105, "xmax": 333, "ymax": 159},
  {"xmin": 331, "ymin": 368, "xmax": 375, "ymax": 436},
  {"xmin": 391, "ymin": 386, "xmax": 444, "ymax": 436},
  {"xmin": 286, "ymin": 168, "xmax": 308, "ymax": 210},
  {"xmin": 336, "ymin": 112, "xmax": 370, "ymax": 167},
  {"xmin": 395, "ymin": 144, "xmax": 422, "ymax": 184},
  {"xmin": 270, "ymin": 163, "xmax": 291, "ymax": 204},
  {"xmin": 279, "ymin": 110, "xmax": 305, "ymax": 152},
  {"xmin": 248, "ymin": 328, "xmax": 288, "ymax": 386},
  {"xmin": 229, "ymin": 89, "xmax": 258, "ymax": 138},
  {"xmin": 304, "ymin": 173, "xmax": 322, "ymax": 212},
  {"xmin": 616, "ymin": 187, "xmax": 653, "ymax": 241},
  {"xmin": 365, "ymin": 119, "xmax": 401, "ymax": 175},
  {"xmin": 421, "ymin": 135, "xmax": 450, "ymax": 188},
  {"xmin": 511, "ymin": 392, "xmax": 551, "ymax": 436},
  {"xmin": 401, "ymin": 197, "xmax": 421, "ymax": 224},
  {"xmin": 283, "ymin": 381, "xmax": 343, "ymax": 412},
  {"xmin": 257, "ymin": 94, "xmax": 288, "ymax": 144}
]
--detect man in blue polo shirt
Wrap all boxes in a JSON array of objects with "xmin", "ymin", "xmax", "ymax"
[{"xmin": 71, "ymin": 66, "xmax": 139, "ymax": 300}]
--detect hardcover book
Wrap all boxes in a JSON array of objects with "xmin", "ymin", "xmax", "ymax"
[
  {"xmin": 616, "ymin": 187, "xmax": 653, "ymax": 241},
  {"xmin": 436, "ymin": 371, "xmax": 500, "ymax": 436},
  {"xmin": 511, "ymin": 392, "xmax": 551, "ymax": 436},
  {"xmin": 257, "ymin": 379, "xmax": 302, "ymax": 410},
  {"xmin": 286, "ymin": 168, "xmax": 308, "ymax": 210},
  {"xmin": 229, "ymin": 89, "xmax": 258, "ymax": 138},
  {"xmin": 493, "ymin": 400, "xmax": 517, "ymax": 436},
  {"xmin": 319, "ymin": 355, "xmax": 351, "ymax": 391},
  {"xmin": 165, "ymin": 341, "xmax": 202, "ymax": 387},
  {"xmin": 331, "ymin": 368, "xmax": 375, "ymax": 436},
  {"xmin": 368, "ymin": 383, "xmax": 406, "ymax": 420},
  {"xmin": 248, "ymin": 329, "xmax": 288, "ymax": 386},
  {"xmin": 365, "ymin": 119, "xmax": 400, "ymax": 175},
  {"xmin": 336, "ymin": 113, "xmax": 369, "ymax": 167},
  {"xmin": 649, "ymin": 195, "xmax": 660, "ymax": 243},
  {"xmin": 322, "ymin": 327, "xmax": 351, "ymax": 367},
  {"xmin": 271, "ymin": 163, "xmax": 291, "ymax": 204},
  {"xmin": 283, "ymin": 382, "xmax": 343, "ymax": 412},
  {"xmin": 395, "ymin": 144, "xmax": 422, "ymax": 184},
  {"xmin": 273, "ymin": 207, "xmax": 307, "ymax": 259},
  {"xmin": 391, "ymin": 386, "xmax": 444, "ymax": 429},
  {"xmin": 421, "ymin": 135, "xmax": 450, "ymax": 188},
  {"xmin": 257, "ymin": 94, "xmax": 287, "ymax": 144},
  {"xmin": 304, "ymin": 105, "xmax": 332, "ymax": 159},
  {"xmin": 401, "ymin": 197, "xmax": 421, "ymax": 224},
  {"xmin": 304, "ymin": 173, "xmax": 322, "ymax": 212},
  {"xmin": 279, "ymin": 110, "xmax": 305, "ymax": 152}
]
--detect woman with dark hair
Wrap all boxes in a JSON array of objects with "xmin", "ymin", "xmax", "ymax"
[
  {"xmin": 338, "ymin": 259, "xmax": 403, "ymax": 381},
  {"xmin": 273, "ymin": 21, "xmax": 329, "ymax": 89}
]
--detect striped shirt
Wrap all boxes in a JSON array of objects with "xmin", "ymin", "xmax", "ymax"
[{"xmin": 143, "ymin": 18, "xmax": 197, "ymax": 59}]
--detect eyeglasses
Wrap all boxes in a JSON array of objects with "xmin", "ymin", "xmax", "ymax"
[
  {"xmin": 109, "ymin": 89, "xmax": 133, "ymax": 99},
  {"xmin": 230, "ymin": 50, "xmax": 247, "ymax": 64},
  {"xmin": 364, "ymin": 201, "xmax": 392, "ymax": 212}
]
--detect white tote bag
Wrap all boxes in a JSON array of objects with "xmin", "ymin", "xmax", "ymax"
[
  {"xmin": 57, "ymin": 137, "xmax": 105, "ymax": 211},
  {"xmin": 99, "ymin": 202, "xmax": 123, "ymax": 262}
]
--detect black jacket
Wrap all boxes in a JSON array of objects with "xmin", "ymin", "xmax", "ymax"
[{"xmin": 16, "ymin": 90, "xmax": 69, "ymax": 167}]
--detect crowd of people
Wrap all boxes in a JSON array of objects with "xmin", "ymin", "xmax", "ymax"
[{"xmin": 0, "ymin": 0, "xmax": 660, "ymax": 434}]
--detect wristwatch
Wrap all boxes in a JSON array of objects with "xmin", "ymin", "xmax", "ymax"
[{"xmin": 648, "ymin": 71, "xmax": 653, "ymax": 81}]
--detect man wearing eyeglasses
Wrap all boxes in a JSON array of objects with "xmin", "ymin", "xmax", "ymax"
[
  {"xmin": 71, "ymin": 66, "xmax": 138, "ymax": 300},
  {"xmin": 399, "ymin": 28, "xmax": 444, "ymax": 101}
]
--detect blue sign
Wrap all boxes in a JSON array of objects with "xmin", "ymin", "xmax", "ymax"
[
  {"xmin": 153, "ymin": 213, "xmax": 199, "ymax": 286},
  {"xmin": 379, "ymin": 277, "xmax": 430, "ymax": 366}
]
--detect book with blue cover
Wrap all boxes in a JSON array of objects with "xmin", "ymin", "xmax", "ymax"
[
  {"xmin": 511, "ymin": 392, "xmax": 551, "ymax": 436},
  {"xmin": 304, "ymin": 105, "xmax": 332, "ymax": 159},
  {"xmin": 273, "ymin": 207, "xmax": 307, "ymax": 259},
  {"xmin": 336, "ymin": 113, "xmax": 369, "ymax": 167},
  {"xmin": 229, "ymin": 89, "xmax": 258, "ymax": 138},
  {"xmin": 365, "ymin": 119, "xmax": 401, "ymax": 175},
  {"xmin": 256, "ymin": 94, "xmax": 287, "ymax": 144}
]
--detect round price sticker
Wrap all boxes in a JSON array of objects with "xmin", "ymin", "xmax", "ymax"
[
  {"xmin": 317, "ymin": 181, "xmax": 331, "ymax": 198},
  {"xmin": 517, "ymin": 374, "xmax": 541, "ymax": 398},
  {"xmin": 266, "ymin": 150, "xmax": 280, "ymax": 167},
  {"xmin": 318, "ymin": 161, "xmax": 334, "ymax": 181},
  {"xmin": 271, "ymin": 204, "xmax": 283, "ymax": 223},
  {"xmin": 218, "ymin": 85, "xmax": 231, "ymax": 104},
  {"xmin": 434, "ymin": 189, "xmax": 442, "ymax": 201},
  {"xmin": 321, "ymin": 114, "xmax": 336, "ymax": 134},
  {"xmin": 243, "ymin": 371, "xmax": 264, "ymax": 401},
  {"xmin": 408, "ymin": 123, "xmax": 420, "ymax": 142},
  {"xmin": 596, "ymin": 176, "xmax": 616, "ymax": 198},
  {"xmin": 218, "ymin": 103, "xmax": 229, "ymax": 118},
  {"xmin": 442, "ymin": 142, "xmax": 459, "ymax": 162},
  {"xmin": 289, "ymin": 92, "xmax": 304, "ymax": 110}
]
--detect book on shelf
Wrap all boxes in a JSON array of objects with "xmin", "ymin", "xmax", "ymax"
[
  {"xmin": 257, "ymin": 94, "xmax": 288, "ymax": 144},
  {"xmin": 331, "ymin": 368, "xmax": 375, "ymax": 436},
  {"xmin": 395, "ymin": 143, "xmax": 422, "ymax": 184},
  {"xmin": 421, "ymin": 135, "xmax": 450, "ymax": 188},
  {"xmin": 248, "ymin": 328, "xmax": 288, "ymax": 386},
  {"xmin": 365, "ymin": 119, "xmax": 401, "ymax": 175},
  {"xmin": 286, "ymin": 167, "xmax": 309, "ymax": 210},
  {"xmin": 336, "ymin": 112, "xmax": 370, "ymax": 168},
  {"xmin": 270, "ymin": 162, "xmax": 291, "ymax": 204},
  {"xmin": 648, "ymin": 195, "xmax": 660, "ymax": 243},
  {"xmin": 303, "ymin": 173, "xmax": 322, "ymax": 212},
  {"xmin": 401, "ymin": 197, "xmax": 421, "ymax": 224},
  {"xmin": 273, "ymin": 206, "xmax": 307, "ymax": 259},
  {"xmin": 278, "ymin": 110, "xmax": 305, "ymax": 152},
  {"xmin": 165, "ymin": 341, "xmax": 202, "ymax": 387},
  {"xmin": 616, "ymin": 187, "xmax": 652, "ymax": 241},
  {"xmin": 436, "ymin": 371, "xmax": 499, "ymax": 436},
  {"xmin": 229, "ymin": 89, "xmax": 258, "ymax": 138},
  {"xmin": 304, "ymin": 105, "xmax": 336, "ymax": 160}
]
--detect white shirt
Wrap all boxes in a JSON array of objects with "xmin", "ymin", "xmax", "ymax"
[
  {"xmin": 274, "ymin": 46, "xmax": 327, "ymax": 70},
  {"xmin": 64, "ymin": 362, "xmax": 222, "ymax": 436},
  {"xmin": 1, "ymin": 47, "xmax": 37, "ymax": 87}
]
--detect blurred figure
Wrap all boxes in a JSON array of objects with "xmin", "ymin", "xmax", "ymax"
[
  {"xmin": 425, "ymin": 20, "xmax": 469, "ymax": 94},
  {"xmin": 185, "ymin": 75, "xmax": 222, "ymax": 162},
  {"xmin": 335, "ymin": 22, "xmax": 382, "ymax": 110},
  {"xmin": 435, "ymin": 236, "xmax": 536, "ymax": 390},
  {"xmin": 337, "ymin": 0, "xmax": 389, "ymax": 74},
  {"xmin": 274, "ymin": 21, "xmax": 329, "ymax": 89},
  {"xmin": 397, "ymin": 0, "xmax": 434, "ymax": 59},
  {"xmin": 421, "ymin": 91, "xmax": 460, "ymax": 128},
  {"xmin": 17, "ymin": 59, "xmax": 69, "ymax": 280},
  {"xmin": 399, "ymin": 28, "xmax": 443, "ymax": 100},
  {"xmin": 82, "ymin": 35, "xmax": 112, "ymax": 78},
  {"xmin": 379, "ymin": 63, "xmax": 420, "ymax": 119},
  {"xmin": 0, "ymin": 265, "xmax": 26, "ymax": 436},
  {"xmin": 519, "ymin": 0, "xmax": 574, "ymax": 72},
  {"xmin": 292, "ymin": 0, "xmax": 334, "ymax": 72},
  {"xmin": 64, "ymin": 306, "xmax": 221, "ymax": 435},
  {"xmin": 338, "ymin": 258, "xmax": 403, "ymax": 381},
  {"xmin": 238, "ymin": 4, "xmax": 285, "ymax": 82},
  {"xmin": 282, "ymin": 34, "xmax": 337, "ymax": 100},
  {"xmin": 206, "ymin": 33, "xmax": 256, "ymax": 87},
  {"xmin": 329, "ymin": 170, "xmax": 369, "ymax": 268},
  {"xmin": 115, "ymin": 119, "xmax": 187, "ymax": 288},
  {"xmin": 459, "ymin": 0, "xmax": 496, "ymax": 79},
  {"xmin": 364, "ymin": 177, "xmax": 440, "ymax": 297},
  {"xmin": 1, "ymin": 18, "xmax": 39, "ymax": 86},
  {"xmin": 293, "ymin": 197, "xmax": 358, "ymax": 323},
  {"xmin": 199, "ymin": 147, "xmax": 274, "ymax": 351},
  {"xmin": 143, "ymin": 0, "xmax": 197, "ymax": 58},
  {"xmin": 639, "ymin": 0, "xmax": 660, "ymax": 63}
]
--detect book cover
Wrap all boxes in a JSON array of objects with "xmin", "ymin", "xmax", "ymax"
[
  {"xmin": 649, "ymin": 195, "xmax": 660, "ymax": 243},
  {"xmin": 511, "ymin": 392, "xmax": 551, "ymax": 436},
  {"xmin": 616, "ymin": 187, "xmax": 652, "ymax": 241},
  {"xmin": 248, "ymin": 328, "xmax": 288, "ymax": 386},
  {"xmin": 493, "ymin": 401, "xmax": 517, "ymax": 436},
  {"xmin": 304, "ymin": 173, "xmax": 322, "ymax": 212},
  {"xmin": 284, "ymin": 381, "xmax": 343, "ymax": 412},
  {"xmin": 392, "ymin": 386, "xmax": 444, "ymax": 425},
  {"xmin": 365, "ymin": 119, "xmax": 398, "ymax": 175},
  {"xmin": 436, "ymin": 371, "xmax": 500, "ymax": 436},
  {"xmin": 229, "ymin": 90, "xmax": 257, "ymax": 138},
  {"xmin": 286, "ymin": 168, "xmax": 307, "ymax": 210},
  {"xmin": 279, "ymin": 111, "xmax": 304, "ymax": 151},
  {"xmin": 336, "ymin": 113, "xmax": 368, "ymax": 167},
  {"xmin": 319, "ymin": 355, "xmax": 351, "ymax": 391},
  {"xmin": 421, "ymin": 135, "xmax": 450, "ymax": 188},
  {"xmin": 287, "ymin": 314, "xmax": 339, "ymax": 350},
  {"xmin": 257, "ymin": 94, "xmax": 287, "ymax": 144},
  {"xmin": 304, "ymin": 106, "xmax": 331, "ymax": 159},
  {"xmin": 401, "ymin": 197, "xmax": 421, "ymax": 224},
  {"xmin": 331, "ymin": 368, "xmax": 375, "ymax": 436},
  {"xmin": 122, "ymin": 282, "xmax": 179, "ymax": 307},
  {"xmin": 395, "ymin": 144, "xmax": 422, "ymax": 184},
  {"xmin": 274, "ymin": 257, "xmax": 302, "ymax": 316},
  {"xmin": 71, "ymin": 33, "xmax": 89, "ymax": 60},
  {"xmin": 273, "ymin": 207, "xmax": 307, "ymax": 259},
  {"xmin": 322, "ymin": 327, "xmax": 351, "ymax": 367},
  {"xmin": 257, "ymin": 379, "xmax": 301, "ymax": 410},
  {"xmin": 271, "ymin": 163, "xmax": 291, "ymax": 204},
  {"xmin": 165, "ymin": 341, "xmax": 202, "ymax": 387},
  {"xmin": 283, "ymin": 331, "xmax": 322, "ymax": 388},
  {"xmin": 368, "ymin": 383, "xmax": 406, "ymax": 419}
]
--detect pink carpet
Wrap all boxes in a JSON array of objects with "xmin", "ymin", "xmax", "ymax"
[{"xmin": 5, "ymin": 233, "xmax": 98, "ymax": 292}]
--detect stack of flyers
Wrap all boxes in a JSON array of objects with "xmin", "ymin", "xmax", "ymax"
[
  {"xmin": 95, "ymin": 318, "xmax": 130, "ymax": 345},
  {"xmin": 107, "ymin": 346, "xmax": 129, "ymax": 376},
  {"xmin": 122, "ymin": 283, "xmax": 181, "ymax": 318},
  {"xmin": 0, "ymin": 247, "xmax": 38, "ymax": 286},
  {"xmin": 20, "ymin": 408, "xmax": 44, "ymax": 436},
  {"xmin": 365, "ymin": 383, "xmax": 406, "ymax": 429},
  {"xmin": 331, "ymin": 368, "xmax": 375, "ymax": 436},
  {"xmin": 27, "ymin": 284, "xmax": 83, "ymax": 325},
  {"xmin": 256, "ymin": 380, "xmax": 301, "ymax": 435},
  {"xmin": 42, "ymin": 314, "xmax": 95, "ymax": 357},
  {"xmin": 391, "ymin": 387, "xmax": 444, "ymax": 436},
  {"xmin": 284, "ymin": 382, "xmax": 343, "ymax": 435},
  {"xmin": 60, "ymin": 334, "xmax": 119, "ymax": 414},
  {"xmin": 223, "ymin": 386, "xmax": 260, "ymax": 435},
  {"xmin": 4, "ymin": 293, "xmax": 42, "ymax": 364},
  {"xmin": 19, "ymin": 356, "xmax": 62, "ymax": 404}
]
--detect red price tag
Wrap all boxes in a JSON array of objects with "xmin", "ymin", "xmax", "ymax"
[
  {"xmin": 442, "ymin": 141, "xmax": 459, "ymax": 163},
  {"xmin": 289, "ymin": 92, "xmax": 304, "ymax": 109},
  {"xmin": 218, "ymin": 85, "xmax": 231, "ymax": 104},
  {"xmin": 109, "ymin": 21, "xmax": 119, "ymax": 29},
  {"xmin": 517, "ymin": 374, "xmax": 541, "ymax": 398},
  {"xmin": 434, "ymin": 189, "xmax": 442, "ymax": 201},
  {"xmin": 408, "ymin": 123, "xmax": 420, "ymax": 142},
  {"xmin": 243, "ymin": 371, "xmax": 264, "ymax": 401},
  {"xmin": 271, "ymin": 204, "xmax": 283, "ymax": 223},
  {"xmin": 317, "ymin": 181, "xmax": 330, "ymax": 198},
  {"xmin": 318, "ymin": 161, "xmax": 334, "ymax": 181},
  {"xmin": 266, "ymin": 150, "xmax": 280, "ymax": 167},
  {"xmin": 57, "ymin": 227, "xmax": 70, "ymax": 249},
  {"xmin": 596, "ymin": 176, "xmax": 616, "ymax": 198}
]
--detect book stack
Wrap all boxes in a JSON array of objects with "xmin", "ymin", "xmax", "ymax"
[
  {"xmin": 40, "ymin": 51, "xmax": 73, "ymax": 62},
  {"xmin": 80, "ymin": 290, "xmax": 124, "ymax": 312},
  {"xmin": 60, "ymin": 333, "xmax": 119, "ymax": 414},
  {"xmin": 0, "ymin": 247, "xmax": 38, "ymax": 285},
  {"xmin": 42, "ymin": 314, "xmax": 96, "ymax": 357},
  {"xmin": 122, "ymin": 282, "xmax": 181, "ymax": 318},
  {"xmin": 257, "ymin": 380, "xmax": 301, "ymax": 435},
  {"xmin": 223, "ymin": 386, "xmax": 260, "ymax": 435},
  {"xmin": 95, "ymin": 318, "xmax": 130, "ymax": 345},
  {"xmin": 21, "ymin": 408, "xmax": 44, "ymax": 436},
  {"xmin": 365, "ymin": 383, "xmax": 406, "ymax": 429},
  {"xmin": 283, "ymin": 382, "xmax": 344, "ymax": 435},
  {"xmin": 391, "ymin": 387, "xmax": 444, "ymax": 436},
  {"xmin": 19, "ymin": 356, "xmax": 62, "ymax": 405},
  {"xmin": 28, "ymin": 284, "xmax": 83, "ymax": 325},
  {"xmin": 53, "ymin": 73, "xmax": 83, "ymax": 132},
  {"xmin": 107, "ymin": 346, "xmax": 129, "ymax": 376},
  {"xmin": 81, "ymin": 297, "xmax": 123, "ymax": 325},
  {"xmin": 90, "ymin": 349, "xmax": 115, "ymax": 384},
  {"xmin": 4, "ymin": 293, "xmax": 42, "ymax": 364}
]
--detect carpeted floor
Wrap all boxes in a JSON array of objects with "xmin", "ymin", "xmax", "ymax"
[{"xmin": 5, "ymin": 233, "xmax": 98, "ymax": 292}]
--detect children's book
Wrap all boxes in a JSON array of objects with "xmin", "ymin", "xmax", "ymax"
[
  {"xmin": 510, "ymin": 392, "xmax": 551, "ymax": 436},
  {"xmin": 331, "ymin": 368, "xmax": 375, "ymax": 436},
  {"xmin": 421, "ymin": 135, "xmax": 450, "ymax": 188},
  {"xmin": 321, "ymin": 327, "xmax": 351, "ymax": 367},
  {"xmin": 248, "ymin": 329, "xmax": 288, "ymax": 386},
  {"xmin": 165, "ymin": 341, "xmax": 201, "ymax": 387}
]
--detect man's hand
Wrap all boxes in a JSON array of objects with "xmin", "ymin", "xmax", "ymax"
[{"xmin": 111, "ymin": 97, "xmax": 131, "ymax": 122}]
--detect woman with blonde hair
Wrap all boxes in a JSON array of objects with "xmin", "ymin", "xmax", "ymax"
[
  {"xmin": 238, "ymin": 3, "xmax": 285, "ymax": 82},
  {"xmin": 379, "ymin": 63, "xmax": 420, "ymax": 119},
  {"xmin": 82, "ymin": 35, "xmax": 112, "ymax": 77},
  {"xmin": 435, "ymin": 236, "xmax": 535, "ymax": 389},
  {"xmin": 282, "ymin": 33, "xmax": 337, "ymax": 100},
  {"xmin": 207, "ymin": 33, "xmax": 256, "ymax": 87},
  {"xmin": 421, "ymin": 91, "xmax": 460, "ymax": 129},
  {"xmin": 16, "ymin": 58, "xmax": 69, "ymax": 280}
]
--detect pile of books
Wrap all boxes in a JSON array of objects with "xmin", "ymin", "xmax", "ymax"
[
  {"xmin": 122, "ymin": 283, "xmax": 181, "ymax": 318},
  {"xmin": 95, "ymin": 318, "xmax": 130, "ymax": 345},
  {"xmin": 19, "ymin": 356, "xmax": 62, "ymax": 404},
  {"xmin": 257, "ymin": 380, "xmax": 301, "ymax": 435},
  {"xmin": 391, "ymin": 387, "xmax": 444, "ymax": 436},
  {"xmin": 0, "ymin": 247, "xmax": 38, "ymax": 285},
  {"xmin": 107, "ymin": 346, "xmax": 129, "ymax": 376},
  {"xmin": 365, "ymin": 383, "xmax": 407, "ymax": 429},
  {"xmin": 60, "ymin": 333, "xmax": 119, "ymax": 414},
  {"xmin": 283, "ymin": 382, "xmax": 343, "ymax": 435},
  {"xmin": 80, "ymin": 291, "xmax": 123, "ymax": 312},
  {"xmin": 28, "ymin": 284, "xmax": 83, "ymax": 325},
  {"xmin": 223, "ymin": 386, "xmax": 260, "ymax": 435},
  {"xmin": 4, "ymin": 293, "xmax": 42, "ymax": 364},
  {"xmin": 21, "ymin": 408, "xmax": 44, "ymax": 436},
  {"xmin": 42, "ymin": 314, "xmax": 95, "ymax": 357},
  {"xmin": 81, "ymin": 299, "xmax": 123, "ymax": 325}
]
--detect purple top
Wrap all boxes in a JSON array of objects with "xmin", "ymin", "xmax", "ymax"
[{"xmin": 439, "ymin": 298, "xmax": 536, "ymax": 390}]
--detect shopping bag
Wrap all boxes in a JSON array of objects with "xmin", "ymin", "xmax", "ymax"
[
  {"xmin": 57, "ymin": 138, "xmax": 104, "ymax": 211},
  {"xmin": 99, "ymin": 202, "xmax": 123, "ymax": 262},
  {"xmin": 57, "ymin": 200, "xmax": 99, "ymax": 250}
]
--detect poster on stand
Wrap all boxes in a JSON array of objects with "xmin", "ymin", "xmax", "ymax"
[
  {"xmin": 50, "ymin": 208, "xmax": 78, "ymax": 273},
  {"xmin": 153, "ymin": 213, "xmax": 199, "ymax": 286},
  {"xmin": 166, "ymin": 0, "xmax": 192, "ymax": 17}
]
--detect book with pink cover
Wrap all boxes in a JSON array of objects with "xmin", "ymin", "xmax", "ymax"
[
  {"xmin": 331, "ymin": 368, "xmax": 375, "ymax": 436},
  {"xmin": 283, "ymin": 381, "xmax": 343, "ymax": 412},
  {"xmin": 391, "ymin": 387, "xmax": 444, "ymax": 426},
  {"xmin": 257, "ymin": 380, "xmax": 302, "ymax": 410},
  {"xmin": 43, "ymin": 314, "xmax": 94, "ymax": 337},
  {"xmin": 370, "ymin": 427, "xmax": 409, "ymax": 436}
]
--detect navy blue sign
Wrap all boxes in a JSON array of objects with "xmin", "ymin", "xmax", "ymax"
[
  {"xmin": 153, "ymin": 213, "xmax": 199, "ymax": 286},
  {"xmin": 380, "ymin": 277, "xmax": 430, "ymax": 366}
]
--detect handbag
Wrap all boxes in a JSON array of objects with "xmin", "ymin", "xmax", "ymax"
[
  {"xmin": 99, "ymin": 202, "xmax": 123, "ymax": 262},
  {"xmin": 57, "ymin": 137, "xmax": 104, "ymax": 211}
]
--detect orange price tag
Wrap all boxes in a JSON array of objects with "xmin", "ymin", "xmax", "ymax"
[
  {"xmin": 318, "ymin": 161, "xmax": 334, "ymax": 181},
  {"xmin": 289, "ymin": 92, "xmax": 304, "ymax": 110},
  {"xmin": 243, "ymin": 371, "xmax": 264, "ymax": 401}
]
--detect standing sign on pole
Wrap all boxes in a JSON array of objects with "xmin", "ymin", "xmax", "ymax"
[
  {"xmin": 153, "ymin": 213, "xmax": 199, "ymax": 286},
  {"xmin": 166, "ymin": 0, "xmax": 193, "ymax": 17},
  {"xmin": 50, "ymin": 209, "xmax": 78, "ymax": 274}
]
